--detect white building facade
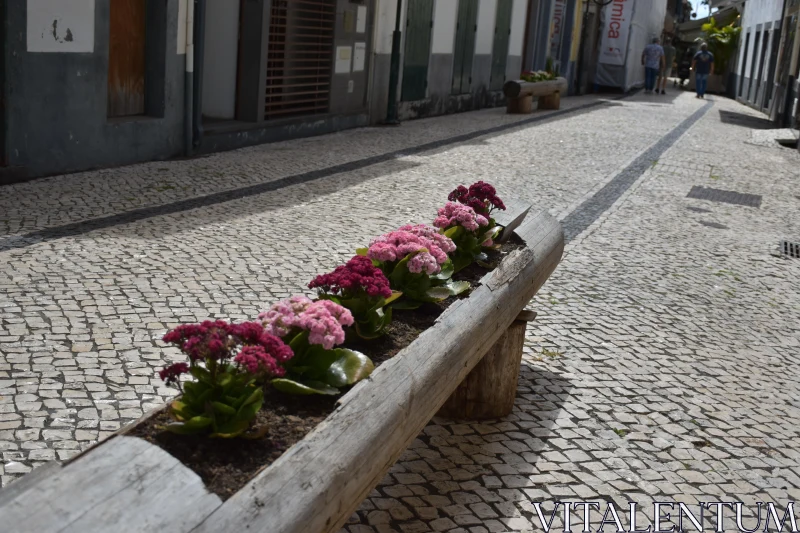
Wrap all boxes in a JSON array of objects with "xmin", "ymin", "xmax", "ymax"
[{"xmin": 733, "ymin": 0, "xmax": 784, "ymax": 111}]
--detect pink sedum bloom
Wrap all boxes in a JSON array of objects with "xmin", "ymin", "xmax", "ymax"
[
  {"xmin": 259, "ymin": 297, "xmax": 353, "ymax": 350},
  {"xmin": 433, "ymin": 202, "xmax": 489, "ymax": 232},
  {"xmin": 367, "ymin": 225, "xmax": 455, "ymax": 275},
  {"xmin": 408, "ymin": 253, "xmax": 439, "ymax": 275},
  {"xmin": 296, "ymin": 300, "xmax": 354, "ymax": 350}
]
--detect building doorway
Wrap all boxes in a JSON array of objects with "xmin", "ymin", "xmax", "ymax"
[{"xmin": 108, "ymin": 0, "xmax": 146, "ymax": 117}]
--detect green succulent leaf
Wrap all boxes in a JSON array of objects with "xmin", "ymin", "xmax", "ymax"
[
  {"xmin": 390, "ymin": 299, "xmax": 423, "ymax": 310},
  {"xmin": 271, "ymin": 378, "xmax": 340, "ymax": 395},
  {"xmin": 164, "ymin": 415, "xmax": 213, "ymax": 435},
  {"xmin": 425, "ymin": 287, "xmax": 453, "ymax": 301},
  {"xmin": 323, "ymin": 349, "xmax": 375, "ymax": 388},
  {"xmin": 382, "ymin": 291, "xmax": 402, "ymax": 306},
  {"xmin": 189, "ymin": 366, "xmax": 212, "ymax": 384},
  {"xmin": 210, "ymin": 419, "xmax": 251, "ymax": 438},
  {"xmin": 211, "ymin": 401, "xmax": 237, "ymax": 416},
  {"xmin": 355, "ymin": 247, "xmax": 369, "ymax": 256},
  {"xmin": 431, "ymin": 260, "xmax": 454, "ymax": 281},
  {"xmin": 445, "ymin": 280, "xmax": 471, "ymax": 296}
]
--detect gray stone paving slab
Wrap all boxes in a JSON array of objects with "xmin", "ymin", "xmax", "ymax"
[{"xmin": 1, "ymin": 92, "xmax": 799, "ymax": 532}]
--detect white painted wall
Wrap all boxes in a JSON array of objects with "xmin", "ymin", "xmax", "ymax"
[
  {"xmin": 475, "ymin": 0, "xmax": 498, "ymax": 55},
  {"xmin": 508, "ymin": 0, "xmax": 527, "ymax": 57},
  {"xmin": 737, "ymin": 0, "xmax": 783, "ymax": 82},
  {"xmin": 202, "ymin": 0, "xmax": 240, "ymax": 119},
  {"xmin": 375, "ymin": 0, "xmax": 399, "ymax": 55},
  {"xmin": 431, "ymin": 0, "xmax": 458, "ymax": 54},
  {"xmin": 27, "ymin": 0, "xmax": 95, "ymax": 53}
]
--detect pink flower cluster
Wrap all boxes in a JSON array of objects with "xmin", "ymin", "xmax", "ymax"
[
  {"xmin": 448, "ymin": 181, "xmax": 506, "ymax": 216},
  {"xmin": 433, "ymin": 202, "xmax": 489, "ymax": 232},
  {"xmin": 160, "ymin": 319, "xmax": 293, "ymax": 379},
  {"xmin": 368, "ymin": 225, "xmax": 456, "ymax": 275},
  {"xmin": 309, "ymin": 256, "xmax": 392, "ymax": 299},
  {"xmin": 259, "ymin": 297, "xmax": 354, "ymax": 350}
]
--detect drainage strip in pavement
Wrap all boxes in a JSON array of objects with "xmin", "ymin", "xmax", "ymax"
[{"xmin": 561, "ymin": 100, "xmax": 714, "ymax": 243}]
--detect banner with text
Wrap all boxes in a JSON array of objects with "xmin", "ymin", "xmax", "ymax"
[{"xmin": 598, "ymin": 0, "xmax": 634, "ymax": 66}]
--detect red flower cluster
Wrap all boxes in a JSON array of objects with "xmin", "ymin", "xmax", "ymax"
[
  {"xmin": 158, "ymin": 362, "xmax": 189, "ymax": 386},
  {"xmin": 161, "ymin": 319, "xmax": 293, "ymax": 379},
  {"xmin": 309, "ymin": 255, "xmax": 392, "ymax": 299},
  {"xmin": 448, "ymin": 181, "xmax": 506, "ymax": 216}
]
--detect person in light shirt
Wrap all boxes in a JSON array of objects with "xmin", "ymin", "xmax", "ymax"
[{"xmin": 641, "ymin": 37, "xmax": 665, "ymax": 94}]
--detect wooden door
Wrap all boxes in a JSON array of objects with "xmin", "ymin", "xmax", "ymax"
[
  {"xmin": 108, "ymin": 0, "xmax": 146, "ymax": 117},
  {"xmin": 401, "ymin": 0, "xmax": 434, "ymax": 101},
  {"xmin": 490, "ymin": 0, "xmax": 513, "ymax": 91},
  {"xmin": 452, "ymin": 0, "xmax": 478, "ymax": 94}
]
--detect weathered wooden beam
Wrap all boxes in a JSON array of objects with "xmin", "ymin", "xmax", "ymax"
[
  {"xmin": 0, "ymin": 209, "xmax": 564, "ymax": 533},
  {"xmin": 195, "ymin": 210, "xmax": 564, "ymax": 533},
  {"xmin": 503, "ymin": 77, "xmax": 568, "ymax": 99},
  {"xmin": 0, "ymin": 436, "xmax": 222, "ymax": 533},
  {"xmin": 493, "ymin": 198, "xmax": 531, "ymax": 244}
]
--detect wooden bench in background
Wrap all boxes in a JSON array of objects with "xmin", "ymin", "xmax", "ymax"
[{"xmin": 503, "ymin": 77, "xmax": 568, "ymax": 113}]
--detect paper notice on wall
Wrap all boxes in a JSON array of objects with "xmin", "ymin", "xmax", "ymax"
[
  {"xmin": 353, "ymin": 42, "xmax": 366, "ymax": 72},
  {"xmin": 27, "ymin": 0, "xmax": 95, "ymax": 53},
  {"xmin": 335, "ymin": 46, "xmax": 352, "ymax": 74},
  {"xmin": 598, "ymin": 0, "xmax": 634, "ymax": 66},
  {"xmin": 357, "ymin": 5, "xmax": 367, "ymax": 33},
  {"xmin": 177, "ymin": 0, "xmax": 187, "ymax": 53}
]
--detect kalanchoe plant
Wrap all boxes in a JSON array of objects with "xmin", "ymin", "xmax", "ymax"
[
  {"xmin": 434, "ymin": 201, "xmax": 497, "ymax": 272},
  {"xmin": 358, "ymin": 224, "xmax": 469, "ymax": 309},
  {"xmin": 158, "ymin": 320, "xmax": 293, "ymax": 438},
  {"xmin": 309, "ymin": 256, "xmax": 401, "ymax": 339},
  {"xmin": 259, "ymin": 296, "xmax": 374, "ymax": 395},
  {"xmin": 446, "ymin": 181, "xmax": 506, "ymax": 262},
  {"xmin": 448, "ymin": 180, "xmax": 506, "ymax": 218}
]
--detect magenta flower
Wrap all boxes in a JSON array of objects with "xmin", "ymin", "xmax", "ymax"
[
  {"xmin": 309, "ymin": 256, "xmax": 392, "ymax": 299},
  {"xmin": 158, "ymin": 362, "xmax": 189, "ymax": 386},
  {"xmin": 448, "ymin": 181, "xmax": 506, "ymax": 216},
  {"xmin": 234, "ymin": 345, "xmax": 285, "ymax": 377},
  {"xmin": 160, "ymin": 319, "xmax": 293, "ymax": 380},
  {"xmin": 433, "ymin": 202, "xmax": 489, "ymax": 232}
]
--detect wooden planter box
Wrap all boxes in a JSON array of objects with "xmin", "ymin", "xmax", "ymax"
[
  {"xmin": 0, "ymin": 209, "xmax": 564, "ymax": 533},
  {"xmin": 503, "ymin": 77, "xmax": 568, "ymax": 113}
]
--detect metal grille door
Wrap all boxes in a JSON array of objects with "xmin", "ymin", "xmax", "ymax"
[{"xmin": 265, "ymin": 0, "xmax": 336, "ymax": 120}]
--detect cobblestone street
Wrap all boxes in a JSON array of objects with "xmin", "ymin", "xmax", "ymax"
[{"xmin": 1, "ymin": 92, "xmax": 800, "ymax": 531}]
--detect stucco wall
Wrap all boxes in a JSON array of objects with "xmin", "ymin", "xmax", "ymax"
[{"xmin": 5, "ymin": 0, "xmax": 184, "ymax": 180}]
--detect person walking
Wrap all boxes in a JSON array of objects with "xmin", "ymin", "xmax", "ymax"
[
  {"xmin": 692, "ymin": 43, "xmax": 715, "ymax": 98},
  {"xmin": 658, "ymin": 38, "xmax": 677, "ymax": 95},
  {"xmin": 642, "ymin": 37, "xmax": 665, "ymax": 94}
]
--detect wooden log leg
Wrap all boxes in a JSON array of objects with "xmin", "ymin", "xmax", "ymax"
[
  {"xmin": 506, "ymin": 94, "xmax": 533, "ymax": 114},
  {"xmin": 539, "ymin": 92, "xmax": 561, "ymax": 110},
  {"xmin": 438, "ymin": 311, "xmax": 537, "ymax": 420}
]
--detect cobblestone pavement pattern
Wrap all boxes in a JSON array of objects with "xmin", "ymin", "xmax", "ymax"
[{"xmin": 1, "ymin": 92, "xmax": 799, "ymax": 532}]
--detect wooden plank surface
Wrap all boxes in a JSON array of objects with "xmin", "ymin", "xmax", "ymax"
[
  {"xmin": 0, "ymin": 209, "xmax": 564, "ymax": 533},
  {"xmin": 0, "ymin": 436, "xmax": 221, "ymax": 533},
  {"xmin": 194, "ymin": 210, "xmax": 564, "ymax": 533},
  {"xmin": 493, "ymin": 198, "xmax": 531, "ymax": 243},
  {"xmin": 503, "ymin": 77, "xmax": 568, "ymax": 98},
  {"xmin": 108, "ymin": 0, "xmax": 146, "ymax": 117}
]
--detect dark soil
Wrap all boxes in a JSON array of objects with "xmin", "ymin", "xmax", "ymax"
[
  {"xmin": 129, "ymin": 238, "xmax": 523, "ymax": 500},
  {"xmin": 129, "ymin": 390, "xmax": 337, "ymax": 500}
]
